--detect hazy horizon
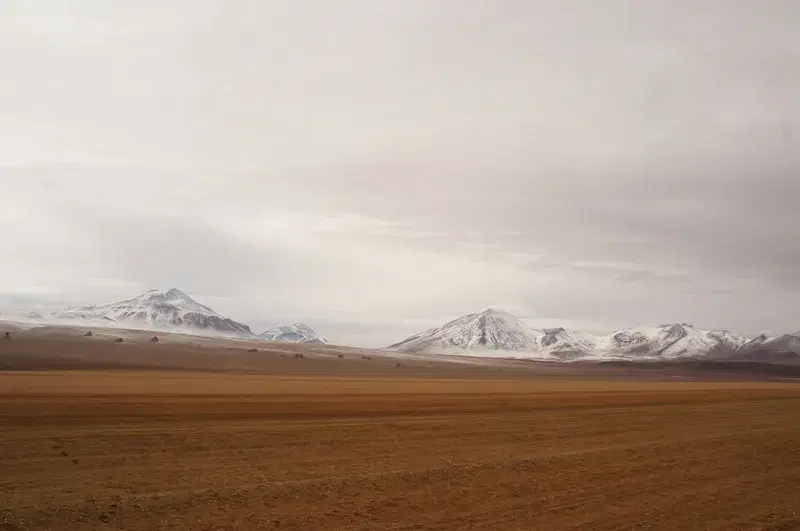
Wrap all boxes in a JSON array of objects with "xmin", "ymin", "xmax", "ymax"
[{"xmin": 2, "ymin": 1, "xmax": 800, "ymax": 347}]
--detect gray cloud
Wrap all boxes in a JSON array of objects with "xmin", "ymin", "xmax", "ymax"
[{"xmin": 1, "ymin": 1, "xmax": 800, "ymax": 344}]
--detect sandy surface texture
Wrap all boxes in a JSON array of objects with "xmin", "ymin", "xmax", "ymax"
[{"xmin": 1, "ymin": 370, "xmax": 799, "ymax": 531}]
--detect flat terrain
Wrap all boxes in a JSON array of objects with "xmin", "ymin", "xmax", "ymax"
[{"xmin": 2, "ymin": 370, "xmax": 799, "ymax": 531}]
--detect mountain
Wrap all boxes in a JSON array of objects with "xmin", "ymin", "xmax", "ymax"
[
  {"xmin": 53, "ymin": 288, "xmax": 252, "ymax": 335},
  {"xmin": 259, "ymin": 323, "xmax": 328, "ymax": 344},
  {"xmin": 752, "ymin": 333, "xmax": 800, "ymax": 353},
  {"xmin": 388, "ymin": 308, "xmax": 541, "ymax": 353},
  {"xmin": 727, "ymin": 333, "xmax": 800, "ymax": 364},
  {"xmin": 595, "ymin": 324, "xmax": 748, "ymax": 359},
  {"xmin": 387, "ymin": 308, "xmax": 596, "ymax": 357},
  {"xmin": 389, "ymin": 311, "xmax": 749, "ymax": 360}
]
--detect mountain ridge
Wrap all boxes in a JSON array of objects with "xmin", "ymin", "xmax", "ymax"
[
  {"xmin": 389, "ymin": 308, "xmax": 755, "ymax": 360},
  {"xmin": 6, "ymin": 295, "xmax": 800, "ymax": 361}
]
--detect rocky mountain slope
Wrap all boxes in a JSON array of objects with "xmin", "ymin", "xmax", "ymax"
[
  {"xmin": 53, "ymin": 288, "xmax": 252, "ymax": 335},
  {"xmin": 259, "ymin": 323, "xmax": 328, "ymax": 344},
  {"xmin": 725, "ymin": 332, "xmax": 800, "ymax": 363},
  {"xmin": 536, "ymin": 327, "xmax": 597, "ymax": 359}
]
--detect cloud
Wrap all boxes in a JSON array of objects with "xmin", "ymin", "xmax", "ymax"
[{"xmin": 1, "ymin": 1, "xmax": 800, "ymax": 343}]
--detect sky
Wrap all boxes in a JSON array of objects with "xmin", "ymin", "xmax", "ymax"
[{"xmin": 1, "ymin": 0, "xmax": 800, "ymax": 347}]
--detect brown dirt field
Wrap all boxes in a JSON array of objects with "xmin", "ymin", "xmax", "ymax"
[{"xmin": 1, "ymin": 371, "xmax": 799, "ymax": 531}]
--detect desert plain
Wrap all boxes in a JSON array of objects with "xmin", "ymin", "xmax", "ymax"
[{"xmin": 1, "ymin": 325, "xmax": 799, "ymax": 530}]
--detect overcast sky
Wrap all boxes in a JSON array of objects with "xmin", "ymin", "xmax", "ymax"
[{"xmin": 2, "ymin": 1, "xmax": 799, "ymax": 346}]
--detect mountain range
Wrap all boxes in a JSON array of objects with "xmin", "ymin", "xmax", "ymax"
[
  {"xmin": 388, "ymin": 308, "xmax": 794, "ymax": 361},
  {"xmin": 5, "ymin": 292, "xmax": 800, "ymax": 362},
  {"xmin": 47, "ymin": 288, "xmax": 325, "ymax": 343}
]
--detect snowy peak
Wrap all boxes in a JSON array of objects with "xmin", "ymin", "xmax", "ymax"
[
  {"xmin": 259, "ymin": 323, "xmax": 327, "ymax": 344},
  {"xmin": 388, "ymin": 308, "xmax": 541, "ymax": 353},
  {"xmin": 595, "ymin": 323, "xmax": 747, "ymax": 359},
  {"xmin": 662, "ymin": 323, "xmax": 689, "ymax": 342},
  {"xmin": 705, "ymin": 329, "xmax": 750, "ymax": 350},
  {"xmin": 122, "ymin": 288, "xmax": 215, "ymax": 316},
  {"xmin": 53, "ymin": 288, "xmax": 251, "ymax": 335}
]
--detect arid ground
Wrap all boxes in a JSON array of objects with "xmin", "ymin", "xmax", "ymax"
[{"xmin": 1, "ymin": 326, "xmax": 799, "ymax": 530}]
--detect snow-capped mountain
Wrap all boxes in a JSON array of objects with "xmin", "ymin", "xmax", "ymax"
[
  {"xmin": 387, "ymin": 308, "xmax": 596, "ymax": 357},
  {"xmin": 388, "ymin": 308, "xmax": 542, "ymax": 353},
  {"xmin": 594, "ymin": 324, "xmax": 748, "ymax": 359},
  {"xmin": 389, "ymin": 310, "xmax": 750, "ymax": 360},
  {"xmin": 728, "ymin": 332, "xmax": 800, "ymax": 363},
  {"xmin": 752, "ymin": 333, "xmax": 800, "ymax": 353},
  {"xmin": 259, "ymin": 323, "xmax": 328, "ymax": 344},
  {"xmin": 53, "ymin": 288, "xmax": 251, "ymax": 335}
]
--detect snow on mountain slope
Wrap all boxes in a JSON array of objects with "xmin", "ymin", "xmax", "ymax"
[
  {"xmin": 739, "ymin": 334, "xmax": 771, "ymax": 352},
  {"xmin": 387, "ymin": 308, "xmax": 597, "ymax": 358},
  {"xmin": 536, "ymin": 327, "xmax": 597, "ymax": 359},
  {"xmin": 53, "ymin": 288, "xmax": 252, "ymax": 335},
  {"xmin": 741, "ymin": 332, "xmax": 800, "ymax": 354},
  {"xmin": 389, "ymin": 311, "xmax": 750, "ymax": 360},
  {"xmin": 595, "ymin": 324, "xmax": 747, "ymax": 359},
  {"xmin": 387, "ymin": 308, "xmax": 542, "ymax": 354},
  {"xmin": 722, "ymin": 332, "xmax": 800, "ymax": 363},
  {"xmin": 259, "ymin": 323, "xmax": 328, "ymax": 344}
]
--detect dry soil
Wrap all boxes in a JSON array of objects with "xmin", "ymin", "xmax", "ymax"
[
  {"xmin": 1, "ymin": 326, "xmax": 799, "ymax": 530},
  {"xmin": 1, "ymin": 370, "xmax": 799, "ymax": 530}
]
